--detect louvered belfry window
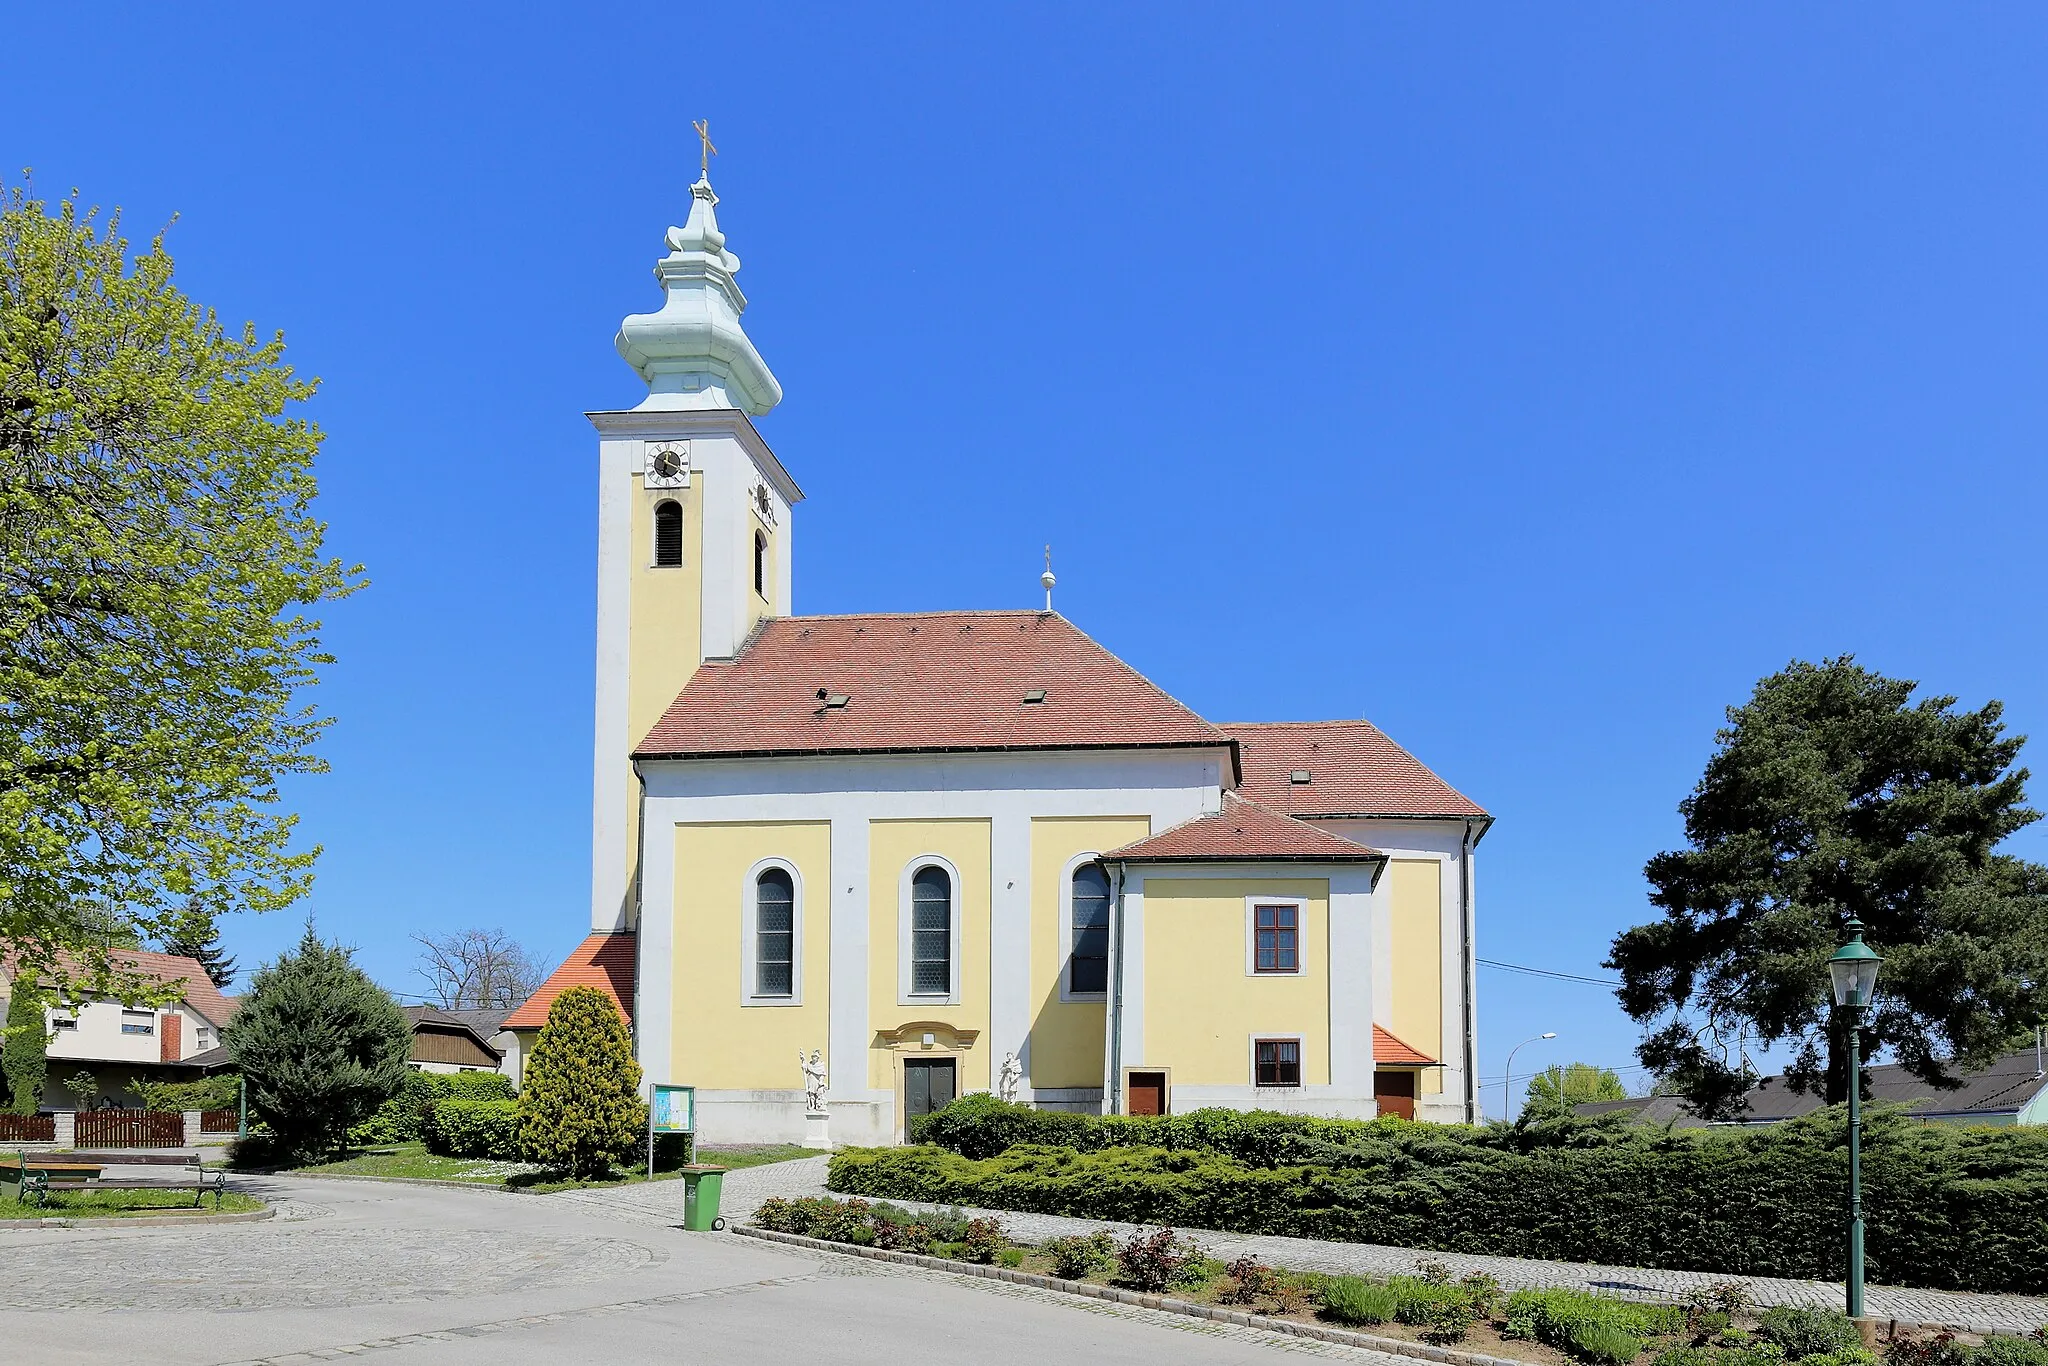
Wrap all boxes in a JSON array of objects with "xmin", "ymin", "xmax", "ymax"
[
  {"xmin": 1070, "ymin": 863, "xmax": 1111, "ymax": 994},
  {"xmin": 755, "ymin": 867, "xmax": 795, "ymax": 996},
  {"xmin": 654, "ymin": 500, "xmax": 683, "ymax": 566},
  {"xmin": 910, "ymin": 865, "xmax": 952, "ymax": 994}
]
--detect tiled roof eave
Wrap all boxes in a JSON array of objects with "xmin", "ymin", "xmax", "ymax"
[
  {"xmin": 1106, "ymin": 851, "xmax": 1388, "ymax": 865},
  {"xmin": 635, "ymin": 738, "xmax": 1240, "ymax": 768}
]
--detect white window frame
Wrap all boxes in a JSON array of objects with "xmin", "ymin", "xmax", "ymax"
[
  {"xmin": 741, "ymin": 857, "xmax": 805, "ymax": 1007},
  {"xmin": 1059, "ymin": 851, "xmax": 1111, "ymax": 1003},
  {"xmin": 1249, "ymin": 1032, "xmax": 1306, "ymax": 1089},
  {"xmin": 898, "ymin": 854, "xmax": 964, "ymax": 1006},
  {"xmin": 120, "ymin": 1008, "xmax": 156, "ymax": 1036},
  {"xmin": 1244, "ymin": 895, "xmax": 1309, "ymax": 977},
  {"xmin": 650, "ymin": 497, "xmax": 686, "ymax": 569}
]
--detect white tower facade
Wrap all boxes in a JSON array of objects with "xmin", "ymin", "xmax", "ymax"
[{"xmin": 588, "ymin": 175, "xmax": 802, "ymax": 932}]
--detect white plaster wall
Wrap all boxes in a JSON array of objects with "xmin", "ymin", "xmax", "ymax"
[{"xmin": 44, "ymin": 1001, "xmax": 163, "ymax": 1065}]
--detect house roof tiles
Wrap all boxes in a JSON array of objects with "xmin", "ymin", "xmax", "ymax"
[
  {"xmin": 1225, "ymin": 720, "xmax": 1486, "ymax": 820},
  {"xmin": 504, "ymin": 932, "xmax": 637, "ymax": 1031},
  {"xmin": 1374, "ymin": 1025, "xmax": 1438, "ymax": 1067},
  {"xmin": 1103, "ymin": 794, "xmax": 1384, "ymax": 864},
  {"xmin": 2, "ymin": 947, "xmax": 238, "ymax": 1030}
]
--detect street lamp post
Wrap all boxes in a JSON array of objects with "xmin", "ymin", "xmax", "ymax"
[
  {"xmin": 1828, "ymin": 918, "xmax": 1883, "ymax": 1321},
  {"xmin": 1503, "ymin": 1032, "xmax": 1558, "ymax": 1121}
]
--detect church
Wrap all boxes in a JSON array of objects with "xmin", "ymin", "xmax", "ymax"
[{"xmin": 504, "ymin": 157, "xmax": 1491, "ymax": 1146}]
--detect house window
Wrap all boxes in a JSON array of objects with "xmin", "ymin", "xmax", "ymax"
[
  {"xmin": 1255, "ymin": 1038, "xmax": 1301, "ymax": 1087},
  {"xmin": 909, "ymin": 865, "xmax": 952, "ymax": 995},
  {"xmin": 1252, "ymin": 903, "xmax": 1300, "ymax": 973},
  {"xmin": 1069, "ymin": 862, "xmax": 1110, "ymax": 995},
  {"xmin": 51, "ymin": 1016, "xmax": 77, "ymax": 1031},
  {"xmin": 653, "ymin": 500, "xmax": 683, "ymax": 566},
  {"xmin": 121, "ymin": 1010, "xmax": 155, "ymax": 1036},
  {"xmin": 755, "ymin": 867, "xmax": 796, "ymax": 997},
  {"xmin": 754, "ymin": 529, "xmax": 769, "ymax": 599}
]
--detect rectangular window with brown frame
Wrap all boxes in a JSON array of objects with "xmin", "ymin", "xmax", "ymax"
[
  {"xmin": 1253, "ymin": 903, "xmax": 1299, "ymax": 973},
  {"xmin": 1254, "ymin": 1038, "xmax": 1301, "ymax": 1087}
]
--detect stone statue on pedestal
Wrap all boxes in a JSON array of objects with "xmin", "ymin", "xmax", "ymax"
[
  {"xmin": 998, "ymin": 1051, "xmax": 1023, "ymax": 1103},
  {"xmin": 800, "ymin": 1049, "xmax": 828, "ymax": 1114}
]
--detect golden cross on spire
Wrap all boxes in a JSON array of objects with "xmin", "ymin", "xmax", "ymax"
[{"xmin": 692, "ymin": 119, "xmax": 718, "ymax": 180}]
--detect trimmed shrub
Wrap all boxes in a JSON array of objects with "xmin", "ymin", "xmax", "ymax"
[
  {"xmin": 4, "ymin": 982, "xmax": 48, "ymax": 1115},
  {"xmin": 137, "ymin": 1073, "xmax": 241, "ymax": 1113},
  {"xmin": 351, "ymin": 1069, "xmax": 516, "ymax": 1145},
  {"xmin": 1975, "ymin": 1338, "xmax": 2048, "ymax": 1366},
  {"xmin": 517, "ymin": 987, "xmax": 643, "ymax": 1179},
  {"xmin": 829, "ymin": 1102, "xmax": 2048, "ymax": 1295},
  {"xmin": 425, "ymin": 1097, "xmax": 522, "ymax": 1159},
  {"xmin": 1319, "ymin": 1275, "xmax": 1399, "ymax": 1326},
  {"xmin": 1756, "ymin": 1308, "xmax": 1861, "ymax": 1359}
]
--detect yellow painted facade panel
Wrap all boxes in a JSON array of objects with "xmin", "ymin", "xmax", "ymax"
[
  {"xmin": 625, "ymin": 475, "xmax": 706, "ymax": 909},
  {"xmin": 867, "ymin": 819, "xmax": 993, "ymax": 1091},
  {"xmin": 1388, "ymin": 858, "xmax": 1445, "ymax": 1094},
  {"xmin": 1027, "ymin": 816, "xmax": 1151, "ymax": 1089},
  {"xmin": 668, "ymin": 820, "xmax": 831, "ymax": 1089},
  {"xmin": 1142, "ymin": 878, "xmax": 1330, "ymax": 1087}
]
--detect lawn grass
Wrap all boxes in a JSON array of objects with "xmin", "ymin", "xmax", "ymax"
[
  {"xmin": 509, "ymin": 1143, "xmax": 816, "ymax": 1194},
  {"xmin": 0, "ymin": 1187, "xmax": 265, "ymax": 1219},
  {"xmin": 290, "ymin": 1141, "xmax": 813, "ymax": 1192}
]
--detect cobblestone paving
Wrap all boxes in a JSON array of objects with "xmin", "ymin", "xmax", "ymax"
[
  {"xmin": 0, "ymin": 1224, "xmax": 662, "ymax": 1312},
  {"xmin": 604, "ymin": 1154, "xmax": 2048, "ymax": 1336}
]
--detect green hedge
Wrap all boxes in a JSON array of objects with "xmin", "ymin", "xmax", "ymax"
[
  {"xmin": 349, "ymin": 1069, "xmax": 516, "ymax": 1145},
  {"xmin": 424, "ymin": 1097, "xmax": 523, "ymax": 1159},
  {"xmin": 834, "ymin": 1103, "xmax": 2048, "ymax": 1294}
]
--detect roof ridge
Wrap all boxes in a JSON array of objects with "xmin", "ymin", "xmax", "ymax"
[
  {"xmin": 778, "ymin": 609, "xmax": 1052, "ymax": 623},
  {"xmin": 1040, "ymin": 615, "xmax": 1230, "ymax": 744}
]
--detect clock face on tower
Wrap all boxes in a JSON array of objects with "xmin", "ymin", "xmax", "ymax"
[{"xmin": 644, "ymin": 441, "xmax": 689, "ymax": 488}]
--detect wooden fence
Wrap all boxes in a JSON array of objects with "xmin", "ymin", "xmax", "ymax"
[
  {"xmin": 0, "ymin": 1113, "xmax": 55, "ymax": 1143},
  {"xmin": 200, "ymin": 1108, "xmax": 239, "ymax": 1134},
  {"xmin": 73, "ymin": 1109, "xmax": 186, "ymax": 1148}
]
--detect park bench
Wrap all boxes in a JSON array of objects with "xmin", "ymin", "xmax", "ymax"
[{"xmin": 3, "ymin": 1150, "xmax": 227, "ymax": 1210}]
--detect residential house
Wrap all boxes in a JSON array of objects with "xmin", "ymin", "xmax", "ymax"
[
  {"xmin": 0, "ymin": 948, "xmax": 240, "ymax": 1109},
  {"xmin": 399, "ymin": 1006, "xmax": 512, "ymax": 1075}
]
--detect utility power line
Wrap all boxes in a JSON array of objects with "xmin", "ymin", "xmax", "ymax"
[{"xmin": 1478, "ymin": 957, "xmax": 1621, "ymax": 988}]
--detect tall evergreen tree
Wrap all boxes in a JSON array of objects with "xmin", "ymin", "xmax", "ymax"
[
  {"xmin": 517, "ymin": 986, "xmax": 644, "ymax": 1180},
  {"xmin": 2, "ymin": 978, "xmax": 47, "ymax": 1115},
  {"xmin": 1610, "ymin": 658, "xmax": 2048, "ymax": 1117},
  {"xmin": 227, "ymin": 927, "xmax": 410, "ymax": 1160},
  {"xmin": 157, "ymin": 909, "xmax": 238, "ymax": 989}
]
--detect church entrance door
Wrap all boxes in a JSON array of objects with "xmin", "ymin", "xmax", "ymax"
[{"xmin": 903, "ymin": 1058, "xmax": 957, "ymax": 1123}]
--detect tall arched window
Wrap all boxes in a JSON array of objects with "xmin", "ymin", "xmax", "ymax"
[
  {"xmin": 1069, "ymin": 863, "xmax": 1111, "ymax": 995},
  {"xmin": 654, "ymin": 500, "xmax": 683, "ymax": 567},
  {"xmin": 754, "ymin": 867, "xmax": 795, "ymax": 997},
  {"xmin": 754, "ymin": 528, "xmax": 769, "ymax": 598},
  {"xmin": 910, "ymin": 865, "xmax": 952, "ymax": 995}
]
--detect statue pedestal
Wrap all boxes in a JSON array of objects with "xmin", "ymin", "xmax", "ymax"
[{"xmin": 803, "ymin": 1110, "xmax": 831, "ymax": 1150}]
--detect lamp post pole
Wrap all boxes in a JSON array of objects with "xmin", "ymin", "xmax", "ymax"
[
  {"xmin": 1828, "ymin": 918, "xmax": 1882, "ymax": 1323},
  {"xmin": 1502, "ymin": 1032, "xmax": 1557, "ymax": 1121}
]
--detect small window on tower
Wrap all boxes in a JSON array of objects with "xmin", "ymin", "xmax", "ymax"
[
  {"xmin": 754, "ymin": 529, "xmax": 770, "ymax": 599},
  {"xmin": 654, "ymin": 500, "xmax": 683, "ymax": 567}
]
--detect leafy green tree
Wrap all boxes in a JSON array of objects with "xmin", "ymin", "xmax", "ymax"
[
  {"xmin": 0, "ymin": 182, "xmax": 360, "ymax": 994},
  {"xmin": 156, "ymin": 907, "xmax": 238, "ymax": 990},
  {"xmin": 228, "ymin": 927, "xmax": 410, "ymax": 1161},
  {"xmin": 1610, "ymin": 658, "xmax": 2048, "ymax": 1117},
  {"xmin": 1520, "ymin": 1062, "xmax": 1629, "ymax": 1122},
  {"xmin": 2, "ymin": 978, "xmax": 47, "ymax": 1114},
  {"xmin": 517, "ymin": 986, "xmax": 644, "ymax": 1180}
]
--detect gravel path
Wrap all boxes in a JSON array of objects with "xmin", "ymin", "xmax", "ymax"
[{"xmin": 563, "ymin": 1154, "xmax": 2048, "ymax": 1336}]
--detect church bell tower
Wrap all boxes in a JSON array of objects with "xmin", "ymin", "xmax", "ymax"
[{"xmin": 587, "ymin": 147, "xmax": 802, "ymax": 933}]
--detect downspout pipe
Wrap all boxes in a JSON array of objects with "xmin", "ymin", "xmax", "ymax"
[
  {"xmin": 1107, "ymin": 860, "xmax": 1127, "ymax": 1116},
  {"xmin": 1460, "ymin": 817, "xmax": 1480, "ymax": 1125}
]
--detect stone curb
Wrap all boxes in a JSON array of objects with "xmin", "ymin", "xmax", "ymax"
[
  {"xmin": 734, "ymin": 1224, "xmax": 1530, "ymax": 1366},
  {"xmin": 277, "ymin": 1171, "xmax": 534, "ymax": 1195},
  {"xmin": 0, "ymin": 1206, "xmax": 275, "ymax": 1231}
]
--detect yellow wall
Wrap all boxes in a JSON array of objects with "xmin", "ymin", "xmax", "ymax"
[
  {"xmin": 1388, "ymin": 859, "xmax": 1445, "ymax": 1094},
  {"xmin": 867, "ymin": 819, "xmax": 992, "ymax": 1090},
  {"xmin": 1142, "ymin": 878, "xmax": 1330, "ymax": 1087},
  {"xmin": 1028, "ymin": 817, "xmax": 1151, "ymax": 1088},
  {"xmin": 668, "ymin": 821, "xmax": 831, "ymax": 1089},
  {"xmin": 624, "ymin": 475, "xmax": 706, "ymax": 914}
]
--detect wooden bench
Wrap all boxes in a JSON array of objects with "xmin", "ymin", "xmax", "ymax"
[{"xmin": 6, "ymin": 1150, "xmax": 227, "ymax": 1210}]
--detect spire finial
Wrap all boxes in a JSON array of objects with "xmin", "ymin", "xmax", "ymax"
[
  {"xmin": 1041, "ymin": 545, "xmax": 1056, "ymax": 612},
  {"xmin": 692, "ymin": 118, "xmax": 717, "ymax": 182}
]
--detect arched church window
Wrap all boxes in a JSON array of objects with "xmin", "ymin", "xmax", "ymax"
[
  {"xmin": 754, "ymin": 867, "xmax": 795, "ymax": 997},
  {"xmin": 1069, "ymin": 863, "xmax": 1110, "ymax": 995},
  {"xmin": 754, "ymin": 529, "xmax": 769, "ymax": 598},
  {"xmin": 910, "ymin": 865, "xmax": 952, "ymax": 995},
  {"xmin": 654, "ymin": 500, "xmax": 683, "ymax": 567}
]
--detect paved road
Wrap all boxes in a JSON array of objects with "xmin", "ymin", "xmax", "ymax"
[
  {"xmin": 564, "ymin": 1156, "xmax": 2048, "ymax": 1336},
  {"xmin": 1, "ymin": 1176, "xmax": 1410, "ymax": 1366}
]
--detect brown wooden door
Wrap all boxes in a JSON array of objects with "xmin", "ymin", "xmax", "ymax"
[
  {"xmin": 1374, "ymin": 1069, "xmax": 1417, "ymax": 1120},
  {"xmin": 1127, "ymin": 1071, "xmax": 1167, "ymax": 1116}
]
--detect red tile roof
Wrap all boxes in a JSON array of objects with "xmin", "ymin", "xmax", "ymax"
[
  {"xmin": 1102, "ymin": 794, "xmax": 1384, "ymax": 864},
  {"xmin": 1224, "ymin": 720, "xmax": 1486, "ymax": 820},
  {"xmin": 636, "ymin": 612, "xmax": 1234, "ymax": 767},
  {"xmin": 504, "ymin": 932, "xmax": 636, "ymax": 1031},
  {"xmin": 2, "ymin": 946, "xmax": 238, "ymax": 1030},
  {"xmin": 1374, "ymin": 1024, "xmax": 1438, "ymax": 1067}
]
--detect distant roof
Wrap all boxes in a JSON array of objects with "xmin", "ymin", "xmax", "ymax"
[
  {"xmin": 504, "ymin": 933, "xmax": 636, "ymax": 1031},
  {"xmin": 177, "ymin": 1044, "xmax": 237, "ymax": 1073},
  {"xmin": 399, "ymin": 1005, "xmax": 507, "ymax": 1058},
  {"xmin": 1224, "ymin": 720, "xmax": 1486, "ymax": 820},
  {"xmin": 2, "ymin": 946, "xmax": 238, "ymax": 1031},
  {"xmin": 1374, "ymin": 1025, "xmax": 1438, "ymax": 1067},
  {"xmin": 1575, "ymin": 1046, "xmax": 2048, "ymax": 1127},
  {"xmin": 636, "ymin": 612, "xmax": 1233, "ymax": 767},
  {"xmin": 445, "ymin": 1007, "xmax": 514, "ymax": 1039},
  {"xmin": 1104, "ymin": 794, "xmax": 1385, "ymax": 864},
  {"xmin": 1573, "ymin": 1096, "xmax": 1710, "ymax": 1128}
]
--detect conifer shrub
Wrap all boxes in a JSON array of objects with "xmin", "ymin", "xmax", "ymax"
[
  {"xmin": 2, "ymin": 979, "xmax": 48, "ymax": 1115},
  {"xmin": 515, "ymin": 986, "xmax": 644, "ymax": 1179},
  {"xmin": 228, "ymin": 928, "xmax": 412, "ymax": 1162}
]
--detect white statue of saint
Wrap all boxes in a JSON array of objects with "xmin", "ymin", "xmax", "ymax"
[
  {"xmin": 800, "ymin": 1049, "xmax": 828, "ymax": 1114},
  {"xmin": 998, "ymin": 1051, "xmax": 1023, "ymax": 1103}
]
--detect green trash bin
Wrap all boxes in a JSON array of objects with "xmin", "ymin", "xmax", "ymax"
[{"xmin": 679, "ymin": 1164, "xmax": 729, "ymax": 1231}]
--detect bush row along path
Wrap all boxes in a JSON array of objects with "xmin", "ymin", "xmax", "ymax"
[{"xmin": 554, "ymin": 1155, "xmax": 2048, "ymax": 1336}]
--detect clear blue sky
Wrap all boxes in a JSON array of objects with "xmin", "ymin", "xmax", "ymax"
[{"xmin": 9, "ymin": 6, "xmax": 2047, "ymax": 1116}]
